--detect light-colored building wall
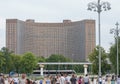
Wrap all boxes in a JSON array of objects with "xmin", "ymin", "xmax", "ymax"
[{"xmin": 6, "ymin": 19, "xmax": 95, "ymax": 61}]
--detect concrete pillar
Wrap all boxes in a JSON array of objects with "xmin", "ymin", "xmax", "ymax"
[
  {"xmin": 84, "ymin": 64, "xmax": 88, "ymax": 75},
  {"xmin": 40, "ymin": 64, "xmax": 44, "ymax": 76}
]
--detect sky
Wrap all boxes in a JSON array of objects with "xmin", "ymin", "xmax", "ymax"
[{"xmin": 0, "ymin": 0, "xmax": 120, "ymax": 52}]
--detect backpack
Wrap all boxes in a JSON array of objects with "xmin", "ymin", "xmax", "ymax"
[{"xmin": 78, "ymin": 78, "xmax": 82, "ymax": 84}]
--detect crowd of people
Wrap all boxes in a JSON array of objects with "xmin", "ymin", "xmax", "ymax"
[
  {"xmin": 0, "ymin": 73, "xmax": 35, "ymax": 84},
  {"xmin": 0, "ymin": 73, "xmax": 89, "ymax": 84},
  {"xmin": 1, "ymin": 73, "xmax": 120, "ymax": 84}
]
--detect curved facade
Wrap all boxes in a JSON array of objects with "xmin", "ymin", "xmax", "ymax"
[{"xmin": 6, "ymin": 19, "xmax": 95, "ymax": 61}]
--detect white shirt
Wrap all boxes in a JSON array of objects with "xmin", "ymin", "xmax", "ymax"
[
  {"xmin": 19, "ymin": 78, "xmax": 26, "ymax": 84},
  {"xmin": 83, "ymin": 76, "xmax": 89, "ymax": 83},
  {"xmin": 102, "ymin": 79, "xmax": 105, "ymax": 84},
  {"xmin": 65, "ymin": 76, "xmax": 71, "ymax": 83},
  {"xmin": 13, "ymin": 77, "xmax": 19, "ymax": 83},
  {"xmin": 117, "ymin": 78, "xmax": 120, "ymax": 84},
  {"xmin": 99, "ymin": 78, "xmax": 102, "ymax": 82},
  {"xmin": 93, "ymin": 79, "xmax": 97, "ymax": 84},
  {"xmin": 60, "ymin": 76, "xmax": 65, "ymax": 84},
  {"xmin": 56, "ymin": 77, "xmax": 60, "ymax": 83}
]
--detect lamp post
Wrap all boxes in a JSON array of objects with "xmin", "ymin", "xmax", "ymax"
[
  {"xmin": 110, "ymin": 22, "xmax": 120, "ymax": 76},
  {"xmin": 87, "ymin": 0, "xmax": 111, "ymax": 76}
]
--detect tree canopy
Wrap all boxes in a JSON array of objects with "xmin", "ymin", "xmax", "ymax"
[
  {"xmin": 109, "ymin": 37, "xmax": 120, "ymax": 74},
  {"xmin": 89, "ymin": 46, "xmax": 110, "ymax": 75},
  {"xmin": 0, "ymin": 47, "xmax": 13, "ymax": 73},
  {"xmin": 21, "ymin": 52, "xmax": 37, "ymax": 74},
  {"xmin": 46, "ymin": 54, "xmax": 71, "ymax": 62},
  {"xmin": 0, "ymin": 47, "xmax": 87, "ymax": 74}
]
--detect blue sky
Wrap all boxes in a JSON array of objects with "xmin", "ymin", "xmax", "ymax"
[{"xmin": 0, "ymin": 0, "xmax": 120, "ymax": 52}]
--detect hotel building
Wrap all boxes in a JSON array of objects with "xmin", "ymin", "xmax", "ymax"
[{"xmin": 6, "ymin": 19, "xmax": 95, "ymax": 61}]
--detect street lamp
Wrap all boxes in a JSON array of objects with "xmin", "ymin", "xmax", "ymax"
[
  {"xmin": 87, "ymin": 0, "xmax": 111, "ymax": 76},
  {"xmin": 110, "ymin": 22, "xmax": 120, "ymax": 76}
]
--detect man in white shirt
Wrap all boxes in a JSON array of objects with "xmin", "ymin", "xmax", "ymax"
[
  {"xmin": 60, "ymin": 74, "xmax": 65, "ymax": 84},
  {"xmin": 98, "ymin": 76, "xmax": 102, "ymax": 84},
  {"xmin": 83, "ymin": 74, "xmax": 89, "ymax": 84},
  {"xmin": 19, "ymin": 74, "xmax": 26, "ymax": 84},
  {"xmin": 65, "ymin": 74, "xmax": 71, "ymax": 84}
]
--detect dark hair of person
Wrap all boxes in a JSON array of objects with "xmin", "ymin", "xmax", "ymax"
[
  {"xmin": 79, "ymin": 76, "xmax": 82, "ymax": 79},
  {"xmin": 118, "ymin": 75, "xmax": 120, "ymax": 78},
  {"xmin": 72, "ymin": 74, "xmax": 75, "ymax": 78},
  {"xmin": 112, "ymin": 75, "xmax": 114, "ymax": 80},
  {"xmin": 26, "ymin": 79, "xmax": 31, "ymax": 84},
  {"xmin": 61, "ymin": 73, "xmax": 63, "ymax": 76}
]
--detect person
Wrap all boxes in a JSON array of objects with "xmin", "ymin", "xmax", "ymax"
[
  {"xmin": 8, "ymin": 76, "xmax": 13, "ymax": 84},
  {"xmin": 30, "ymin": 81, "xmax": 33, "ymax": 84},
  {"xmin": 117, "ymin": 75, "xmax": 120, "ymax": 84},
  {"xmin": 60, "ymin": 74, "xmax": 65, "ymax": 84},
  {"xmin": 111, "ymin": 75, "xmax": 115, "ymax": 84},
  {"xmin": 26, "ymin": 79, "xmax": 31, "ymax": 84},
  {"xmin": 70, "ymin": 74, "xmax": 77, "ymax": 84},
  {"xmin": 39, "ymin": 79, "xmax": 43, "ymax": 84},
  {"xmin": 93, "ymin": 77, "xmax": 97, "ymax": 84},
  {"xmin": 10, "ymin": 80, "xmax": 14, "ymax": 84},
  {"xmin": 50, "ymin": 75, "xmax": 56, "ymax": 84},
  {"xmin": 19, "ymin": 74, "xmax": 26, "ymax": 84},
  {"xmin": 4, "ymin": 77, "xmax": 9, "ymax": 84},
  {"xmin": 65, "ymin": 74, "xmax": 71, "ymax": 84},
  {"xmin": 56, "ymin": 75, "xmax": 60, "ymax": 84},
  {"xmin": 13, "ymin": 76, "xmax": 19, "ymax": 84},
  {"xmin": 32, "ymin": 81, "xmax": 36, "ymax": 84},
  {"xmin": 83, "ymin": 74, "xmax": 89, "ymax": 84},
  {"xmin": 0, "ymin": 73, "xmax": 5, "ymax": 84},
  {"xmin": 91, "ymin": 77, "xmax": 94, "ymax": 84},
  {"xmin": 46, "ymin": 76, "xmax": 51, "ymax": 84},
  {"xmin": 98, "ymin": 76, "xmax": 102, "ymax": 84},
  {"xmin": 78, "ymin": 76, "xmax": 82, "ymax": 84},
  {"xmin": 102, "ymin": 78, "xmax": 105, "ymax": 84}
]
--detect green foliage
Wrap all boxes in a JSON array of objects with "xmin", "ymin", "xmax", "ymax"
[
  {"xmin": 46, "ymin": 54, "xmax": 72, "ymax": 70},
  {"xmin": 11, "ymin": 54, "xmax": 22, "ymax": 73},
  {"xmin": 37, "ymin": 56, "xmax": 46, "ymax": 62},
  {"xmin": 0, "ymin": 47, "xmax": 85, "ymax": 74},
  {"xmin": 73, "ymin": 65, "xmax": 84, "ymax": 73},
  {"xmin": 89, "ymin": 46, "xmax": 110, "ymax": 75},
  {"xmin": 0, "ymin": 47, "xmax": 13, "ymax": 73},
  {"xmin": 0, "ymin": 52, "xmax": 5, "ymax": 72},
  {"xmin": 21, "ymin": 52, "xmax": 37, "ymax": 74},
  {"xmin": 46, "ymin": 54, "xmax": 71, "ymax": 62},
  {"xmin": 0, "ymin": 47, "xmax": 38, "ymax": 74},
  {"xmin": 109, "ymin": 37, "xmax": 120, "ymax": 74},
  {"xmin": 35, "ymin": 56, "xmax": 46, "ymax": 69}
]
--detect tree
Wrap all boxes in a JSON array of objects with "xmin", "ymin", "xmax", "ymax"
[
  {"xmin": 109, "ymin": 37, "xmax": 120, "ymax": 74},
  {"xmin": 46, "ymin": 54, "xmax": 71, "ymax": 62},
  {"xmin": 73, "ymin": 65, "xmax": 84, "ymax": 73},
  {"xmin": 21, "ymin": 52, "xmax": 37, "ymax": 74},
  {"xmin": 11, "ymin": 54, "xmax": 22, "ymax": 74},
  {"xmin": 37, "ymin": 56, "xmax": 46, "ymax": 62},
  {"xmin": 0, "ymin": 51, "xmax": 5, "ymax": 72},
  {"xmin": 35, "ymin": 56, "xmax": 46, "ymax": 70},
  {"xmin": 46, "ymin": 54, "xmax": 71, "ymax": 70},
  {"xmin": 0, "ymin": 47, "xmax": 13, "ymax": 73},
  {"xmin": 89, "ymin": 46, "xmax": 110, "ymax": 75}
]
